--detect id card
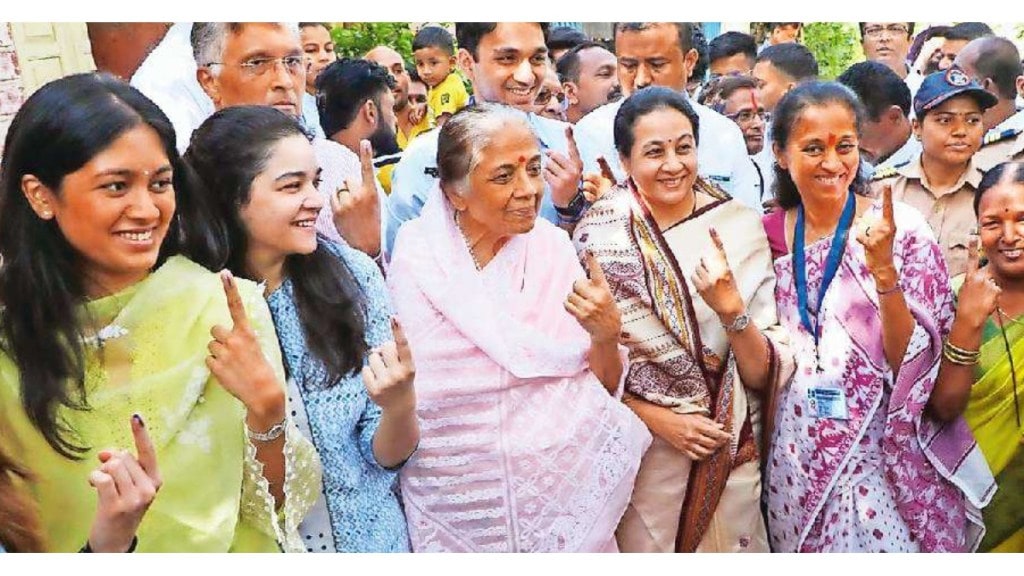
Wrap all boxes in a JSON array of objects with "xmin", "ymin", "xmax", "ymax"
[{"xmin": 808, "ymin": 387, "xmax": 849, "ymax": 420}]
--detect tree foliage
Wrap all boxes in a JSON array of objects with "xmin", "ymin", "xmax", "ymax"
[
  {"xmin": 331, "ymin": 23, "xmax": 415, "ymax": 60},
  {"xmin": 802, "ymin": 22, "xmax": 863, "ymax": 80}
]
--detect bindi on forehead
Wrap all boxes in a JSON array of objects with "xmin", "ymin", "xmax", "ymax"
[{"xmin": 827, "ymin": 134, "xmax": 838, "ymax": 147}]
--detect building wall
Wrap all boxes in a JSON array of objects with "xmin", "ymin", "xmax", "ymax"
[{"xmin": 0, "ymin": 22, "xmax": 26, "ymax": 150}]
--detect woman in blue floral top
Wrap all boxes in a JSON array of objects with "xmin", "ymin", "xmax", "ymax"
[{"xmin": 185, "ymin": 106, "xmax": 419, "ymax": 552}]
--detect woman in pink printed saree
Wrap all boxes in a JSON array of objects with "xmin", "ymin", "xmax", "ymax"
[
  {"xmin": 386, "ymin": 104, "xmax": 651, "ymax": 552},
  {"xmin": 762, "ymin": 81, "xmax": 994, "ymax": 552}
]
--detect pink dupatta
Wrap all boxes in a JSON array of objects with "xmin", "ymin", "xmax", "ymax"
[{"xmin": 387, "ymin": 188, "xmax": 651, "ymax": 552}]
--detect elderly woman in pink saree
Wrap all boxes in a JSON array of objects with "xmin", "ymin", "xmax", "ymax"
[
  {"xmin": 386, "ymin": 103, "xmax": 651, "ymax": 552},
  {"xmin": 762, "ymin": 81, "xmax": 995, "ymax": 552}
]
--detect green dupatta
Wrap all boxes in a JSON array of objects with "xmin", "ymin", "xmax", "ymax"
[{"xmin": 0, "ymin": 256, "xmax": 320, "ymax": 552}]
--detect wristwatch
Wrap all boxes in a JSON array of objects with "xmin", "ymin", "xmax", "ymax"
[
  {"xmin": 554, "ymin": 188, "xmax": 590, "ymax": 221},
  {"xmin": 722, "ymin": 312, "xmax": 750, "ymax": 333}
]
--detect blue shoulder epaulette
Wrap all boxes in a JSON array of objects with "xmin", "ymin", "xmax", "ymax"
[{"xmin": 983, "ymin": 128, "xmax": 1023, "ymax": 147}]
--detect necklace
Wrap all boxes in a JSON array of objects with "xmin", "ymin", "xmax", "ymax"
[
  {"xmin": 454, "ymin": 211, "xmax": 484, "ymax": 271},
  {"xmin": 994, "ymin": 307, "xmax": 1023, "ymax": 429}
]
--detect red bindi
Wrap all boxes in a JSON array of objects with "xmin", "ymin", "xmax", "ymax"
[
  {"xmin": 518, "ymin": 155, "xmax": 526, "ymax": 164},
  {"xmin": 827, "ymin": 133, "xmax": 837, "ymax": 147},
  {"xmin": 749, "ymin": 91, "xmax": 759, "ymax": 111}
]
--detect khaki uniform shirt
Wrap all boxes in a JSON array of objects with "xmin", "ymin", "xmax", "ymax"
[
  {"xmin": 973, "ymin": 127, "xmax": 1024, "ymax": 172},
  {"xmin": 870, "ymin": 154, "xmax": 984, "ymax": 277}
]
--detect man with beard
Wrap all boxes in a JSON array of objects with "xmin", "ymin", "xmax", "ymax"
[
  {"xmin": 192, "ymin": 22, "xmax": 383, "ymax": 259},
  {"xmin": 557, "ymin": 42, "xmax": 621, "ymax": 124},
  {"xmin": 364, "ymin": 46, "xmax": 430, "ymax": 151},
  {"xmin": 387, "ymin": 22, "xmax": 599, "ymax": 256},
  {"xmin": 712, "ymin": 75, "xmax": 774, "ymax": 208},
  {"xmin": 575, "ymin": 22, "xmax": 760, "ymax": 209},
  {"xmin": 859, "ymin": 22, "xmax": 923, "ymax": 98},
  {"xmin": 317, "ymin": 59, "xmax": 403, "ymax": 194}
]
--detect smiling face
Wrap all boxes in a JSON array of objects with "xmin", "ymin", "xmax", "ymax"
[
  {"xmin": 775, "ymin": 102, "xmax": 860, "ymax": 206},
  {"xmin": 621, "ymin": 106, "xmax": 699, "ymax": 224},
  {"xmin": 27, "ymin": 124, "xmax": 176, "ymax": 296},
  {"xmin": 446, "ymin": 123, "xmax": 544, "ymax": 239},
  {"xmin": 914, "ymin": 94, "xmax": 985, "ymax": 169},
  {"xmin": 978, "ymin": 177, "xmax": 1024, "ymax": 282},
  {"xmin": 239, "ymin": 134, "xmax": 323, "ymax": 262},
  {"xmin": 458, "ymin": 22, "xmax": 549, "ymax": 109}
]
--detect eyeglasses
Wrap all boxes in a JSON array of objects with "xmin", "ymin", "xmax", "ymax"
[
  {"xmin": 726, "ymin": 109, "xmax": 770, "ymax": 124},
  {"xmin": 535, "ymin": 89, "xmax": 566, "ymax": 106},
  {"xmin": 863, "ymin": 24, "xmax": 910, "ymax": 39},
  {"xmin": 206, "ymin": 55, "xmax": 305, "ymax": 77}
]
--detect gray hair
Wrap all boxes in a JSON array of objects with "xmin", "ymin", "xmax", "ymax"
[
  {"xmin": 436, "ymin": 103, "xmax": 537, "ymax": 196},
  {"xmin": 191, "ymin": 22, "xmax": 300, "ymax": 73}
]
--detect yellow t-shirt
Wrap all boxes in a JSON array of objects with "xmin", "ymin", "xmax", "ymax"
[
  {"xmin": 428, "ymin": 72, "xmax": 470, "ymax": 121},
  {"xmin": 397, "ymin": 113, "xmax": 432, "ymax": 151}
]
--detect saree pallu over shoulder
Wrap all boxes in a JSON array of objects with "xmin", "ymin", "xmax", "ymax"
[
  {"xmin": 0, "ymin": 256, "xmax": 321, "ymax": 552},
  {"xmin": 767, "ymin": 202, "xmax": 994, "ymax": 552},
  {"xmin": 958, "ymin": 280, "xmax": 1024, "ymax": 552},
  {"xmin": 574, "ymin": 180, "xmax": 794, "ymax": 552},
  {"xmin": 387, "ymin": 188, "xmax": 651, "ymax": 552}
]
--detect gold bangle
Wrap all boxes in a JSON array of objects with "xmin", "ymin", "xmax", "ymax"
[
  {"xmin": 945, "ymin": 340, "xmax": 979, "ymax": 357},
  {"xmin": 943, "ymin": 339, "xmax": 980, "ymax": 366}
]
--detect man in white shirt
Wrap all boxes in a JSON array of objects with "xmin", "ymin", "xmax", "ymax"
[
  {"xmin": 957, "ymin": 36, "xmax": 1024, "ymax": 171},
  {"xmin": 130, "ymin": 23, "xmax": 215, "ymax": 154},
  {"xmin": 575, "ymin": 22, "xmax": 759, "ymax": 209},
  {"xmin": 387, "ymin": 22, "xmax": 598, "ymax": 255},
  {"xmin": 858, "ymin": 22, "xmax": 923, "ymax": 100},
  {"xmin": 837, "ymin": 60, "xmax": 921, "ymax": 175}
]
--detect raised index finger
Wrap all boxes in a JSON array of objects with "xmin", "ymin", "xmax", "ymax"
[
  {"xmin": 130, "ymin": 414, "xmax": 161, "ymax": 483},
  {"xmin": 565, "ymin": 125, "xmax": 582, "ymax": 164},
  {"xmin": 359, "ymin": 139, "xmax": 376, "ymax": 188},
  {"xmin": 584, "ymin": 250, "xmax": 609, "ymax": 288},
  {"xmin": 597, "ymin": 156, "xmax": 616, "ymax": 183},
  {"xmin": 390, "ymin": 316, "xmax": 413, "ymax": 366},
  {"xmin": 220, "ymin": 269, "xmax": 250, "ymax": 330},
  {"xmin": 966, "ymin": 234, "xmax": 981, "ymax": 275},
  {"xmin": 882, "ymin": 183, "xmax": 895, "ymax": 225},
  {"xmin": 709, "ymin": 227, "xmax": 727, "ymax": 257}
]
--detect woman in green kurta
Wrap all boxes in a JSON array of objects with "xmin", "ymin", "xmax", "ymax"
[
  {"xmin": 935, "ymin": 160, "xmax": 1024, "ymax": 552},
  {"xmin": 0, "ymin": 73, "xmax": 320, "ymax": 552}
]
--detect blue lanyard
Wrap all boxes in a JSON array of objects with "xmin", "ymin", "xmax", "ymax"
[{"xmin": 793, "ymin": 191, "xmax": 856, "ymax": 346}]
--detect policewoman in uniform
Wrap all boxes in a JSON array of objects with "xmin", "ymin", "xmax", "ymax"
[{"xmin": 871, "ymin": 67, "xmax": 997, "ymax": 277}]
